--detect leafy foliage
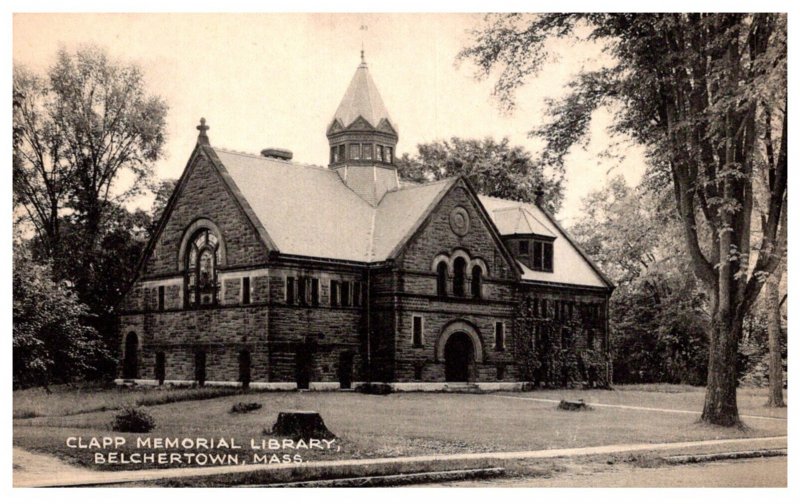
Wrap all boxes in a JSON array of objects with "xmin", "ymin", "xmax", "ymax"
[
  {"xmin": 397, "ymin": 137, "xmax": 563, "ymax": 213},
  {"xmin": 13, "ymin": 46, "xmax": 169, "ymax": 384},
  {"xmin": 13, "ymin": 240, "xmax": 109, "ymax": 388},
  {"xmin": 460, "ymin": 13, "xmax": 787, "ymax": 425},
  {"xmin": 111, "ymin": 406, "xmax": 156, "ymax": 433}
]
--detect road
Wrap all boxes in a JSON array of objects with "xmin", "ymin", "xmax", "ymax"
[{"xmin": 423, "ymin": 456, "xmax": 787, "ymax": 487}]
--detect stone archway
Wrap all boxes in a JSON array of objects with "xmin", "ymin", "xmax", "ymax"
[
  {"xmin": 444, "ymin": 332, "xmax": 474, "ymax": 382},
  {"xmin": 435, "ymin": 321, "xmax": 484, "ymax": 383}
]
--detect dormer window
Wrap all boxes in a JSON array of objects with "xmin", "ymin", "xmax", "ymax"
[{"xmin": 531, "ymin": 239, "xmax": 554, "ymax": 272}]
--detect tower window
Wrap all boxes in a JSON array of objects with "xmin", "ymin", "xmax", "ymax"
[
  {"xmin": 363, "ymin": 144, "xmax": 373, "ymax": 160},
  {"xmin": 311, "ymin": 278, "xmax": 319, "ymax": 306},
  {"xmin": 330, "ymin": 146, "xmax": 338, "ymax": 164},
  {"xmin": 385, "ymin": 146, "xmax": 393, "ymax": 164},
  {"xmin": 341, "ymin": 281, "xmax": 351, "ymax": 307},
  {"xmin": 338, "ymin": 144, "xmax": 346, "ymax": 162},
  {"xmin": 330, "ymin": 280, "xmax": 339, "ymax": 306},
  {"xmin": 377, "ymin": 145, "xmax": 384, "ymax": 162},
  {"xmin": 298, "ymin": 277, "xmax": 307, "ymax": 305},
  {"xmin": 350, "ymin": 144, "xmax": 361, "ymax": 160}
]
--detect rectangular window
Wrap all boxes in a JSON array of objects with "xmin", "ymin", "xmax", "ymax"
[
  {"xmin": 330, "ymin": 280, "xmax": 339, "ymax": 306},
  {"xmin": 495, "ymin": 322, "xmax": 505, "ymax": 351},
  {"xmin": 412, "ymin": 316, "xmax": 423, "ymax": 347},
  {"xmin": 311, "ymin": 278, "xmax": 319, "ymax": 306},
  {"xmin": 158, "ymin": 285, "xmax": 165, "ymax": 311},
  {"xmin": 363, "ymin": 144, "xmax": 373, "ymax": 160},
  {"xmin": 338, "ymin": 144, "xmax": 346, "ymax": 162},
  {"xmin": 341, "ymin": 281, "xmax": 351, "ymax": 307},
  {"xmin": 352, "ymin": 282, "xmax": 362, "ymax": 307},
  {"xmin": 350, "ymin": 144, "xmax": 361, "ymax": 160},
  {"xmin": 298, "ymin": 276, "xmax": 307, "ymax": 305},
  {"xmin": 519, "ymin": 240, "xmax": 529, "ymax": 255},
  {"xmin": 286, "ymin": 276, "xmax": 295, "ymax": 305},
  {"xmin": 242, "ymin": 277, "xmax": 251, "ymax": 305},
  {"xmin": 385, "ymin": 146, "xmax": 393, "ymax": 164},
  {"xmin": 376, "ymin": 145, "xmax": 384, "ymax": 162},
  {"xmin": 330, "ymin": 146, "xmax": 338, "ymax": 164},
  {"xmin": 543, "ymin": 242, "xmax": 553, "ymax": 271},
  {"xmin": 533, "ymin": 241, "xmax": 543, "ymax": 269},
  {"xmin": 414, "ymin": 363, "xmax": 423, "ymax": 380}
]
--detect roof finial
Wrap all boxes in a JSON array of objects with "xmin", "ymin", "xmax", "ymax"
[
  {"xmin": 359, "ymin": 24, "xmax": 368, "ymax": 66},
  {"xmin": 196, "ymin": 117, "xmax": 210, "ymax": 145}
]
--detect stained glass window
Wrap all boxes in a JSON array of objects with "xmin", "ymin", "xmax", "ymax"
[{"xmin": 185, "ymin": 228, "xmax": 220, "ymax": 307}]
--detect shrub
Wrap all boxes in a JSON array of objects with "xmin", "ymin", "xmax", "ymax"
[
  {"xmin": 230, "ymin": 402, "xmax": 262, "ymax": 414},
  {"xmin": 355, "ymin": 382, "xmax": 392, "ymax": 395},
  {"xmin": 111, "ymin": 406, "xmax": 156, "ymax": 433}
]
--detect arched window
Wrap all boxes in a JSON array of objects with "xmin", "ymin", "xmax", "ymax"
[
  {"xmin": 453, "ymin": 257, "xmax": 467, "ymax": 297},
  {"xmin": 471, "ymin": 265, "xmax": 482, "ymax": 299},
  {"xmin": 436, "ymin": 262, "xmax": 448, "ymax": 297},
  {"xmin": 185, "ymin": 229, "xmax": 220, "ymax": 307}
]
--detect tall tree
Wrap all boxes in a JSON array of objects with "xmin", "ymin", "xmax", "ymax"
[
  {"xmin": 13, "ymin": 46, "xmax": 168, "ymax": 284},
  {"xmin": 397, "ymin": 137, "xmax": 564, "ymax": 213},
  {"xmin": 460, "ymin": 14, "xmax": 787, "ymax": 426}
]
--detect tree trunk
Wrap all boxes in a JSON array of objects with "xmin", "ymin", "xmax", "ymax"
[
  {"xmin": 766, "ymin": 270, "xmax": 786, "ymax": 408},
  {"xmin": 701, "ymin": 318, "xmax": 742, "ymax": 427}
]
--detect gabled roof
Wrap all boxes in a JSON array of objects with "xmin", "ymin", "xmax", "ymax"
[
  {"xmin": 331, "ymin": 60, "xmax": 395, "ymax": 131},
  {"xmin": 480, "ymin": 195, "xmax": 613, "ymax": 289},
  {"xmin": 212, "ymin": 148, "xmax": 451, "ymax": 262}
]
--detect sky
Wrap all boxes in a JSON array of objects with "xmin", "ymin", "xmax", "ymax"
[{"xmin": 12, "ymin": 13, "xmax": 647, "ymax": 225}]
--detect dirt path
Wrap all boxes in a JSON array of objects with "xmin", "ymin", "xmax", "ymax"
[
  {"xmin": 424, "ymin": 456, "xmax": 787, "ymax": 487},
  {"xmin": 13, "ymin": 436, "xmax": 787, "ymax": 487},
  {"xmin": 494, "ymin": 395, "xmax": 788, "ymax": 422},
  {"xmin": 13, "ymin": 447, "xmax": 95, "ymax": 488}
]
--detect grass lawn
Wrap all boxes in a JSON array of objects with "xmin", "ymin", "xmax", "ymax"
[{"xmin": 13, "ymin": 385, "xmax": 786, "ymax": 474}]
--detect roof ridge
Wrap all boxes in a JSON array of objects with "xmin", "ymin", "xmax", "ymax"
[
  {"xmin": 390, "ymin": 176, "xmax": 457, "ymax": 192},
  {"xmin": 213, "ymin": 146, "xmax": 329, "ymax": 171}
]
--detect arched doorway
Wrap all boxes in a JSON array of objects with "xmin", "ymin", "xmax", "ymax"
[
  {"xmin": 444, "ymin": 332, "xmax": 474, "ymax": 382},
  {"xmin": 123, "ymin": 332, "xmax": 138, "ymax": 379}
]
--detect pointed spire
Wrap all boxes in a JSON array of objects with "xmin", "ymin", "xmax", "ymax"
[
  {"xmin": 196, "ymin": 117, "xmax": 210, "ymax": 146},
  {"xmin": 330, "ymin": 58, "xmax": 393, "ymax": 130}
]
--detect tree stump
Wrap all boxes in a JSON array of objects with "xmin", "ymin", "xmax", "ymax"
[
  {"xmin": 271, "ymin": 411, "xmax": 335, "ymax": 440},
  {"xmin": 557, "ymin": 399, "xmax": 592, "ymax": 411}
]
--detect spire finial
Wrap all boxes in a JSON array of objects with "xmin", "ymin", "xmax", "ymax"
[
  {"xmin": 196, "ymin": 117, "xmax": 210, "ymax": 145},
  {"xmin": 359, "ymin": 24, "xmax": 368, "ymax": 66}
]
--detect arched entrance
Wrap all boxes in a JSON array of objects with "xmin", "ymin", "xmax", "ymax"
[
  {"xmin": 444, "ymin": 332, "xmax": 474, "ymax": 382},
  {"xmin": 123, "ymin": 332, "xmax": 138, "ymax": 379}
]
